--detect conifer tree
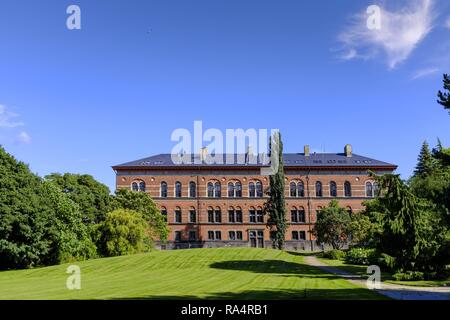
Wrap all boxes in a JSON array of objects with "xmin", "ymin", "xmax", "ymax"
[
  {"xmin": 414, "ymin": 141, "xmax": 435, "ymax": 176},
  {"xmin": 264, "ymin": 132, "xmax": 287, "ymax": 250},
  {"xmin": 437, "ymin": 74, "xmax": 450, "ymax": 114}
]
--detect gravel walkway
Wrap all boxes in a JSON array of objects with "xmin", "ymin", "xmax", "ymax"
[{"xmin": 303, "ymin": 256, "xmax": 450, "ymax": 300}]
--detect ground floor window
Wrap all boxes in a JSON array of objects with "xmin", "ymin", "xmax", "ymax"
[
  {"xmin": 208, "ymin": 230, "xmax": 222, "ymax": 241},
  {"xmin": 175, "ymin": 231, "xmax": 182, "ymax": 242},
  {"xmin": 292, "ymin": 231, "xmax": 306, "ymax": 241},
  {"xmin": 189, "ymin": 231, "xmax": 197, "ymax": 241},
  {"xmin": 228, "ymin": 231, "xmax": 243, "ymax": 241}
]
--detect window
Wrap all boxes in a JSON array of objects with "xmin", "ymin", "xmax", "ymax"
[
  {"xmin": 175, "ymin": 181, "xmax": 182, "ymax": 198},
  {"xmin": 132, "ymin": 182, "xmax": 139, "ymax": 192},
  {"xmin": 291, "ymin": 208, "xmax": 305, "ymax": 223},
  {"xmin": 256, "ymin": 209, "xmax": 264, "ymax": 223},
  {"xmin": 214, "ymin": 208, "xmax": 222, "ymax": 223},
  {"xmin": 366, "ymin": 182, "xmax": 373, "ymax": 198},
  {"xmin": 160, "ymin": 182, "xmax": 168, "ymax": 198},
  {"xmin": 215, "ymin": 231, "xmax": 222, "ymax": 240},
  {"xmin": 373, "ymin": 182, "xmax": 380, "ymax": 197},
  {"xmin": 228, "ymin": 208, "xmax": 235, "ymax": 223},
  {"xmin": 189, "ymin": 231, "xmax": 196, "ymax": 241},
  {"xmin": 298, "ymin": 208, "xmax": 306, "ymax": 223},
  {"xmin": 228, "ymin": 182, "xmax": 235, "ymax": 198},
  {"xmin": 175, "ymin": 231, "xmax": 181, "ymax": 242},
  {"xmin": 249, "ymin": 182, "xmax": 256, "ymax": 197},
  {"xmin": 235, "ymin": 182, "xmax": 242, "ymax": 197},
  {"xmin": 208, "ymin": 231, "xmax": 214, "ymax": 240},
  {"xmin": 299, "ymin": 231, "xmax": 306, "ymax": 240},
  {"xmin": 229, "ymin": 231, "xmax": 236, "ymax": 240},
  {"xmin": 175, "ymin": 208, "xmax": 182, "ymax": 223},
  {"xmin": 256, "ymin": 182, "xmax": 263, "ymax": 197},
  {"xmin": 347, "ymin": 207, "xmax": 353, "ymax": 216},
  {"xmin": 297, "ymin": 182, "xmax": 305, "ymax": 197},
  {"xmin": 316, "ymin": 181, "xmax": 323, "ymax": 197},
  {"xmin": 189, "ymin": 209, "xmax": 196, "ymax": 223},
  {"xmin": 330, "ymin": 181, "xmax": 337, "ymax": 197},
  {"xmin": 189, "ymin": 181, "xmax": 196, "ymax": 198},
  {"xmin": 214, "ymin": 182, "xmax": 221, "ymax": 198},
  {"xmin": 292, "ymin": 231, "xmax": 299, "ymax": 240},
  {"xmin": 208, "ymin": 208, "xmax": 214, "ymax": 223},
  {"xmin": 208, "ymin": 181, "xmax": 221, "ymax": 198},
  {"xmin": 236, "ymin": 231, "xmax": 243, "ymax": 240},
  {"xmin": 132, "ymin": 181, "xmax": 145, "ymax": 192},
  {"xmin": 344, "ymin": 181, "xmax": 352, "ymax": 197},
  {"xmin": 236, "ymin": 208, "xmax": 243, "ymax": 223},
  {"xmin": 290, "ymin": 181, "xmax": 305, "ymax": 197},
  {"xmin": 290, "ymin": 182, "xmax": 297, "ymax": 197},
  {"xmin": 161, "ymin": 207, "xmax": 167, "ymax": 222},
  {"xmin": 249, "ymin": 208, "xmax": 256, "ymax": 223},
  {"xmin": 207, "ymin": 182, "xmax": 214, "ymax": 198}
]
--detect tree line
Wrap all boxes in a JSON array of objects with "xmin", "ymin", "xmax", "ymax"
[{"xmin": 0, "ymin": 149, "xmax": 168, "ymax": 270}]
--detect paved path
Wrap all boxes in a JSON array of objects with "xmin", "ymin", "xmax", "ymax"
[{"xmin": 303, "ymin": 255, "xmax": 450, "ymax": 300}]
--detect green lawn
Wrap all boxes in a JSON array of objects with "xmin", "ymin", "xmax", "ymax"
[
  {"xmin": 0, "ymin": 248, "xmax": 386, "ymax": 300},
  {"xmin": 317, "ymin": 257, "xmax": 450, "ymax": 287}
]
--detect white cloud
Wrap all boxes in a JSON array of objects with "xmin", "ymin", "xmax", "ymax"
[
  {"xmin": 16, "ymin": 131, "xmax": 32, "ymax": 144},
  {"xmin": 338, "ymin": 0, "xmax": 435, "ymax": 69},
  {"xmin": 411, "ymin": 67, "xmax": 439, "ymax": 80},
  {"xmin": 0, "ymin": 104, "xmax": 24, "ymax": 128}
]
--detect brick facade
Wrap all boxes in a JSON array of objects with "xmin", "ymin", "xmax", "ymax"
[{"xmin": 113, "ymin": 148, "xmax": 396, "ymax": 250}]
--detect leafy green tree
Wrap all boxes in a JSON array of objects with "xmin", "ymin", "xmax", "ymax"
[
  {"xmin": 369, "ymin": 173, "xmax": 448, "ymax": 272},
  {"xmin": 110, "ymin": 189, "xmax": 168, "ymax": 243},
  {"xmin": 96, "ymin": 209, "xmax": 150, "ymax": 257},
  {"xmin": 312, "ymin": 200, "xmax": 352, "ymax": 250},
  {"xmin": 264, "ymin": 132, "xmax": 287, "ymax": 250},
  {"xmin": 437, "ymin": 73, "xmax": 450, "ymax": 114},
  {"xmin": 413, "ymin": 141, "xmax": 436, "ymax": 177},
  {"xmin": 45, "ymin": 173, "xmax": 111, "ymax": 224},
  {"xmin": 0, "ymin": 146, "xmax": 95, "ymax": 269},
  {"xmin": 347, "ymin": 213, "xmax": 376, "ymax": 246}
]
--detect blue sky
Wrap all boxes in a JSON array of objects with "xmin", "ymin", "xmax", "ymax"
[{"xmin": 0, "ymin": 0, "xmax": 449, "ymax": 192}]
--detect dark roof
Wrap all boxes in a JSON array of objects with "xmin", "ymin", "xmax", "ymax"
[{"xmin": 112, "ymin": 153, "xmax": 397, "ymax": 169}]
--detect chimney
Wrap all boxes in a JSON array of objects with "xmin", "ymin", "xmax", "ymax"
[
  {"xmin": 344, "ymin": 144, "xmax": 352, "ymax": 157},
  {"xmin": 200, "ymin": 147, "xmax": 208, "ymax": 162},
  {"xmin": 304, "ymin": 145, "xmax": 310, "ymax": 157}
]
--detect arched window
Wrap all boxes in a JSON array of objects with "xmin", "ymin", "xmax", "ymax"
[
  {"xmin": 214, "ymin": 182, "xmax": 221, "ymax": 198},
  {"xmin": 160, "ymin": 182, "xmax": 168, "ymax": 198},
  {"xmin": 344, "ymin": 181, "xmax": 352, "ymax": 197},
  {"xmin": 366, "ymin": 182, "xmax": 373, "ymax": 198},
  {"xmin": 160, "ymin": 206, "xmax": 167, "ymax": 222},
  {"xmin": 175, "ymin": 181, "xmax": 182, "ymax": 198},
  {"xmin": 256, "ymin": 181, "xmax": 263, "ymax": 197},
  {"xmin": 189, "ymin": 181, "xmax": 196, "ymax": 198},
  {"xmin": 228, "ymin": 182, "xmax": 235, "ymax": 198},
  {"xmin": 316, "ymin": 181, "xmax": 323, "ymax": 197},
  {"xmin": 346, "ymin": 206, "xmax": 353, "ymax": 217},
  {"xmin": 291, "ymin": 206, "xmax": 298, "ymax": 223},
  {"xmin": 175, "ymin": 207, "xmax": 182, "ymax": 223},
  {"xmin": 290, "ymin": 182, "xmax": 296, "ymax": 197},
  {"xmin": 330, "ymin": 181, "xmax": 337, "ymax": 197},
  {"xmin": 373, "ymin": 182, "xmax": 380, "ymax": 197},
  {"xmin": 249, "ymin": 182, "xmax": 256, "ymax": 198},
  {"xmin": 131, "ymin": 182, "xmax": 139, "ymax": 192},
  {"xmin": 297, "ymin": 181, "xmax": 305, "ymax": 197},
  {"xmin": 235, "ymin": 182, "xmax": 242, "ymax": 197},
  {"xmin": 207, "ymin": 182, "xmax": 214, "ymax": 198}
]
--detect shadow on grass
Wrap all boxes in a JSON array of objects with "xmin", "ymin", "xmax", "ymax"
[{"xmin": 115, "ymin": 288, "xmax": 387, "ymax": 300}]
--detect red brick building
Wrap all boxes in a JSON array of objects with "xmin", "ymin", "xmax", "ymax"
[{"xmin": 112, "ymin": 145, "xmax": 396, "ymax": 250}]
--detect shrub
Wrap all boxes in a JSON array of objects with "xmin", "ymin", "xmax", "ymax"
[
  {"xmin": 393, "ymin": 271, "xmax": 425, "ymax": 281},
  {"xmin": 345, "ymin": 248, "xmax": 378, "ymax": 265},
  {"xmin": 321, "ymin": 249, "xmax": 346, "ymax": 260},
  {"xmin": 96, "ymin": 209, "xmax": 151, "ymax": 257},
  {"xmin": 377, "ymin": 253, "xmax": 396, "ymax": 271}
]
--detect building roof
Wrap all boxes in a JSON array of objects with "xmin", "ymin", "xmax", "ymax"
[{"xmin": 112, "ymin": 153, "xmax": 397, "ymax": 170}]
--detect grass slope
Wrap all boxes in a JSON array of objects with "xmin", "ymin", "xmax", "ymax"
[{"xmin": 0, "ymin": 248, "xmax": 385, "ymax": 300}]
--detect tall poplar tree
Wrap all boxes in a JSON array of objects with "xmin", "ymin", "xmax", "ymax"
[{"xmin": 264, "ymin": 132, "xmax": 287, "ymax": 250}]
